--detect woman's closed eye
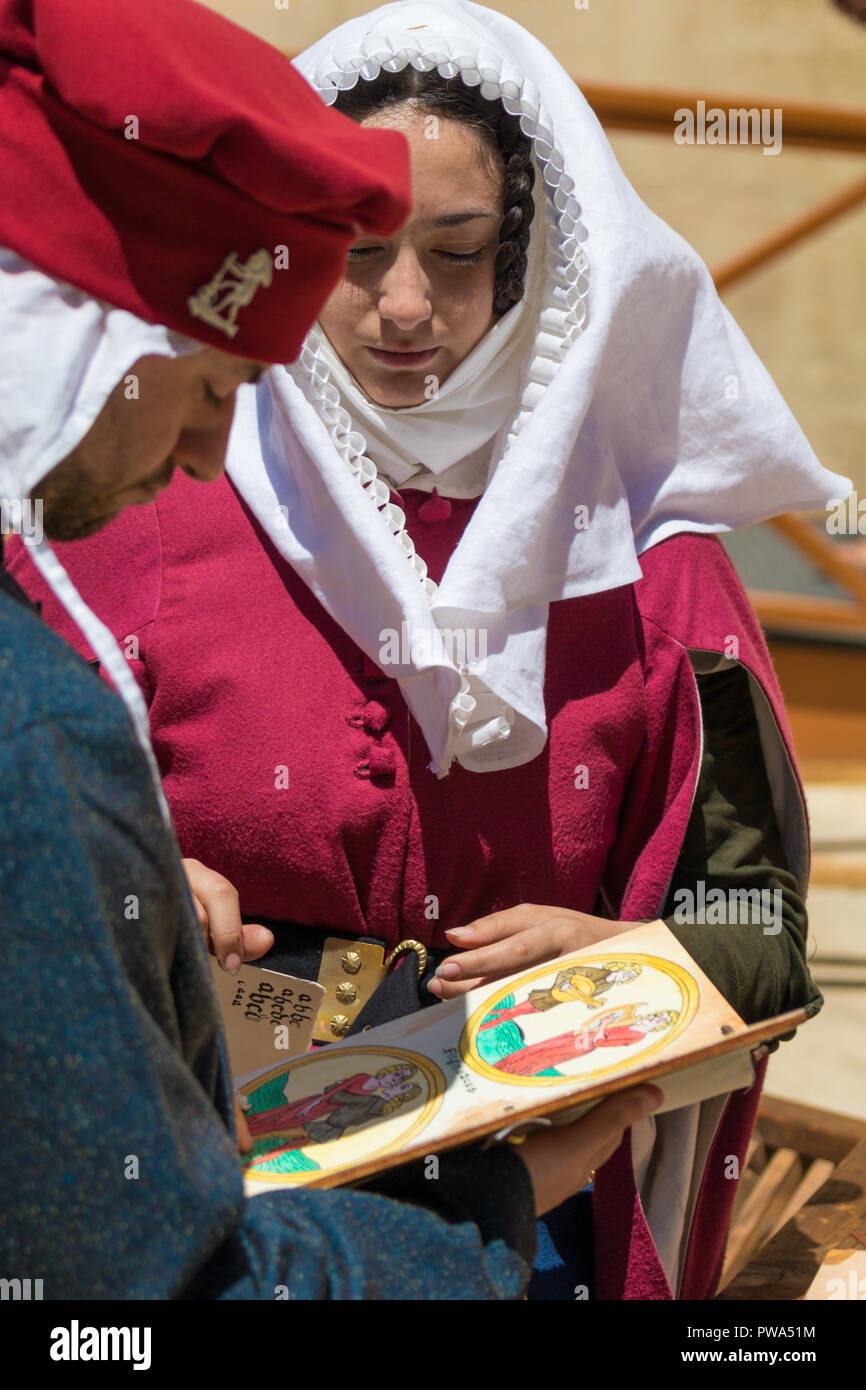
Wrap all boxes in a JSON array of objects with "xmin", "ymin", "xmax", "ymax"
[
  {"xmin": 347, "ymin": 245, "xmax": 488, "ymax": 265},
  {"xmin": 437, "ymin": 248, "xmax": 487, "ymax": 264}
]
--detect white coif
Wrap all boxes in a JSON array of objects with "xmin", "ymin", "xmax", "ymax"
[{"xmin": 226, "ymin": 0, "xmax": 851, "ymax": 778}]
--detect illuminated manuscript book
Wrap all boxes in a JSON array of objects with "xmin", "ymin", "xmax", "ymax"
[{"xmin": 232, "ymin": 920, "xmax": 808, "ymax": 1194}]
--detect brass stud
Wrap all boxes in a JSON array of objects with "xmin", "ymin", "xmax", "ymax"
[
  {"xmin": 341, "ymin": 951, "xmax": 362, "ymax": 975},
  {"xmin": 336, "ymin": 981, "xmax": 357, "ymax": 1004},
  {"xmin": 330, "ymin": 1014, "xmax": 350, "ymax": 1037}
]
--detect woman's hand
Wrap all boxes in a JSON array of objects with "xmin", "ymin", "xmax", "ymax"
[
  {"xmin": 182, "ymin": 858, "xmax": 274, "ymax": 972},
  {"xmin": 519, "ymin": 1084, "xmax": 663, "ymax": 1216},
  {"xmin": 427, "ymin": 903, "xmax": 640, "ymax": 1000}
]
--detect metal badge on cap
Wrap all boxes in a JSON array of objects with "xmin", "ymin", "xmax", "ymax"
[{"xmin": 187, "ymin": 248, "xmax": 273, "ymax": 339}]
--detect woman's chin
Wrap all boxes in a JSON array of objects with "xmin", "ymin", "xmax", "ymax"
[{"xmin": 356, "ymin": 369, "xmax": 448, "ymax": 410}]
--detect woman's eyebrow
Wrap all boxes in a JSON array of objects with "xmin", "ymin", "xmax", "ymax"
[{"xmin": 431, "ymin": 211, "xmax": 499, "ymax": 227}]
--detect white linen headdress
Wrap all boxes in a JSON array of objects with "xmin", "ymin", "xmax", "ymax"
[
  {"xmin": 226, "ymin": 0, "xmax": 851, "ymax": 778},
  {"xmin": 0, "ymin": 247, "xmax": 201, "ymax": 822}
]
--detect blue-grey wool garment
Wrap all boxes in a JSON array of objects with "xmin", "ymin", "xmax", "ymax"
[{"xmin": 0, "ymin": 564, "xmax": 535, "ymax": 1300}]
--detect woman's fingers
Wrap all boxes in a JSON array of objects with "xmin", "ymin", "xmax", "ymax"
[
  {"xmin": 181, "ymin": 858, "xmax": 273, "ymax": 971},
  {"xmin": 427, "ymin": 972, "xmax": 487, "ymax": 999},
  {"xmin": 196, "ymin": 872, "xmax": 244, "ymax": 970},
  {"xmin": 187, "ymin": 891, "xmax": 209, "ymax": 932},
  {"xmin": 431, "ymin": 904, "xmax": 638, "ymax": 1000},
  {"xmin": 241, "ymin": 923, "xmax": 275, "ymax": 962},
  {"xmin": 444, "ymin": 904, "xmax": 556, "ymax": 947},
  {"xmin": 429, "ymin": 921, "xmax": 573, "ymax": 998}
]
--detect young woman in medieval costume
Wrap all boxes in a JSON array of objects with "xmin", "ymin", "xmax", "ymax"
[{"xmin": 9, "ymin": 0, "xmax": 851, "ymax": 1299}]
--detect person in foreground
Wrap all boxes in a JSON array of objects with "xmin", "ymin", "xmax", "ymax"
[{"xmin": 0, "ymin": 0, "xmax": 661, "ymax": 1301}]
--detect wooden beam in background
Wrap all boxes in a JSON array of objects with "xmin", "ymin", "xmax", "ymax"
[
  {"xmin": 578, "ymin": 81, "xmax": 866, "ymax": 154},
  {"xmin": 712, "ymin": 175, "xmax": 866, "ymax": 290},
  {"xmin": 753, "ymin": 591, "xmax": 866, "ymax": 636},
  {"xmin": 769, "ymin": 514, "xmax": 866, "ymax": 608}
]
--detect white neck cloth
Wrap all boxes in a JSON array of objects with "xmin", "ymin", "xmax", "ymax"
[
  {"xmin": 225, "ymin": 0, "xmax": 850, "ymax": 779},
  {"xmin": 308, "ymin": 213, "xmax": 542, "ymax": 494},
  {"xmin": 0, "ymin": 247, "xmax": 202, "ymax": 822}
]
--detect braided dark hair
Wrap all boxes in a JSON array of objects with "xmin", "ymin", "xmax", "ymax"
[{"xmin": 333, "ymin": 68, "xmax": 536, "ymax": 316}]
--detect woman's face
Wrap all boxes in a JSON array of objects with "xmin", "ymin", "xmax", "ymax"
[{"xmin": 317, "ymin": 105, "xmax": 503, "ymax": 407}]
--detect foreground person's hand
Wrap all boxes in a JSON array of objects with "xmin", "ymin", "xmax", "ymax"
[
  {"xmin": 428, "ymin": 903, "xmax": 640, "ymax": 999},
  {"xmin": 182, "ymin": 858, "xmax": 274, "ymax": 972},
  {"xmin": 517, "ymin": 1084, "xmax": 663, "ymax": 1216}
]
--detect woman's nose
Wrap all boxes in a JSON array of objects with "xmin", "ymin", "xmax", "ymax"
[{"xmin": 377, "ymin": 248, "xmax": 432, "ymax": 330}]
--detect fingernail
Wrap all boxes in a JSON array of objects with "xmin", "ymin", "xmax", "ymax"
[
  {"xmin": 445, "ymin": 926, "xmax": 472, "ymax": 939},
  {"xmin": 435, "ymin": 962, "xmax": 461, "ymax": 980},
  {"xmin": 224, "ymin": 953, "xmax": 241, "ymax": 974},
  {"xmin": 640, "ymin": 1088, "xmax": 663, "ymax": 1114},
  {"xmin": 426, "ymin": 977, "xmax": 443, "ymax": 996}
]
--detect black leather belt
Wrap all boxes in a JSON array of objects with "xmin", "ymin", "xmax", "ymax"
[{"xmin": 245, "ymin": 917, "xmax": 449, "ymax": 1041}]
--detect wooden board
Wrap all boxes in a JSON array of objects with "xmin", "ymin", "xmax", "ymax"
[
  {"xmin": 717, "ymin": 1137, "xmax": 866, "ymax": 1300},
  {"xmin": 721, "ymin": 1147, "xmax": 805, "ymax": 1286},
  {"xmin": 762, "ymin": 637, "xmax": 866, "ymax": 762},
  {"xmin": 754, "ymin": 1095, "xmax": 866, "ymax": 1164}
]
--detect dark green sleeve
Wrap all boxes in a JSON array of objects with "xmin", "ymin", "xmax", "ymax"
[{"xmin": 661, "ymin": 664, "xmax": 822, "ymax": 1048}]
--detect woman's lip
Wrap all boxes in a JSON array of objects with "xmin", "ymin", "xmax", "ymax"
[{"xmin": 366, "ymin": 346, "xmax": 440, "ymax": 367}]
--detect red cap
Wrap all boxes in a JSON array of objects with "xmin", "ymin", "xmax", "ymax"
[{"xmin": 0, "ymin": 0, "xmax": 411, "ymax": 363}]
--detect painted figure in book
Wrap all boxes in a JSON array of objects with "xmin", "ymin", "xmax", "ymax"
[
  {"xmin": 241, "ymin": 1049, "xmax": 446, "ymax": 1184},
  {"xmin": 491, "ymin": 1006, "xmax": 679, "ymax": 1077},
  {"xmin": 247, "ymin": 1063, "xmax": 421, "ymax": 1146},
  {"xmin": 479, "ymin": 962, "xmax": 642, "ymax": 1032}
]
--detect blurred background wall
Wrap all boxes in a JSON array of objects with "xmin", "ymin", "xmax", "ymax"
[{"xmin": 204, "ymin": 0, "xmax": 866, "ymax": 496}]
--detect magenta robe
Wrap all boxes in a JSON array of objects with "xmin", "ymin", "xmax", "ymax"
[{"xmin": 6, "ymin": 473, "xmax": 806, "ymax": 1300}]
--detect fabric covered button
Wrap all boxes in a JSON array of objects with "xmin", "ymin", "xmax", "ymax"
[
  {"xmin": 363, "ymin": 700, "xmax": 391, "ymax": 733},
  {"xmin": 417, "ymin": 488, "xmax": 452, "ymax": 522},
  {"xmin": 367, "ymin": 745, "xmax": 395, "ymax": 777},
  {"xmin": 355, "ymin": 745, "xmax": 396, "ymax": 781}
]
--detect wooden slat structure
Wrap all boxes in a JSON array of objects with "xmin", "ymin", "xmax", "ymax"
[{"xmin": 717, "ymin": 1097, "xmax": 866, "ymax": 1299}]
